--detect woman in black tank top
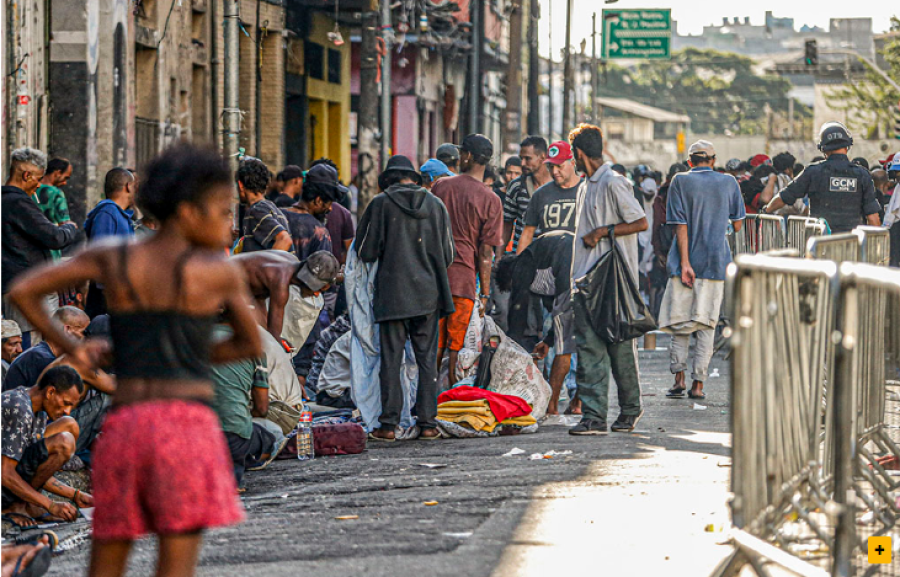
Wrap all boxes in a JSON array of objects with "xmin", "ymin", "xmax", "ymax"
[{"xmin": 9, "ymin": 143, "xmax": 262, "ymax": 577}]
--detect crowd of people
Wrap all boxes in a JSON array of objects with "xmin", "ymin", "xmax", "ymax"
[{"xmin": 1, "ymin": 118, "xmax": 897, "ymax": 576}]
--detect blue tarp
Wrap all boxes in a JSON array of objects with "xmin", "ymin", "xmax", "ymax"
[{"xmin": 345, "ymin": 244, "xmax": 420, "ymax": 432}]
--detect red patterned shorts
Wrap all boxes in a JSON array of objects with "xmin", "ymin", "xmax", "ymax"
[{"xmin": 91, "ymin": 400, "xmax": 245, "ymax": 541}]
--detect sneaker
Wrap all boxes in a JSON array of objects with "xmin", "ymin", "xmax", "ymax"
[
  {"xmin": 247, "ymin": 435, "xmax": 291, "ymax": 472},
  {"xmin": 568, "ymin": 419, "xmax": 608, "ymax": 436},
  {"xmin": 611, "ymin": 409, "xmax": 644, "ymax": 432}
]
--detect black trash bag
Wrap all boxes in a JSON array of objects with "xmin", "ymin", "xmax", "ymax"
[
  {"xmin": 473, "ymin": 337, "xmax": 500, "ymax": 390},
  {"xmin": 573, "ymin": 226, "xmax": 657, "ymax": 343}
]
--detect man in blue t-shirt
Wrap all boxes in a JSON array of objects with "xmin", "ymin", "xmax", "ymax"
[{"xmin": 659, "ymin": 140, "xmax": 745, "ymax": 400}]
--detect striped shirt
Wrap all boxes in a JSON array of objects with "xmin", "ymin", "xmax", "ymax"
[
  {"xmin": 242, "ymin": 199, "xmax": 291, "ymax": 252},
  {"xmin": 502, "ymin": 174, "xmax": 538, "ymax": 252}
]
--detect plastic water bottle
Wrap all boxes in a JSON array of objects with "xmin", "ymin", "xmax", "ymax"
[{"xmin": 295, "ymin": 411, "xmax": 315, "ymax": 461}]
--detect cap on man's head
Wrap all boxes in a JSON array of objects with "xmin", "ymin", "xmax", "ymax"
[
  {"xmin": 725, "ymin": 158, "xmax": 742, "ymax": 171},
  {"xmin": 545, "ymin": 141, "xmax": 574, "ymax": 166},
  {"xmin": 280, "ymin": 165, "xmax": 304, "ymax": 182},
  {"xmin": 610, "ymin": 164, "xmax": 627, "ymax": 176},
  {"xmin": 688, "ymin": 140, "xmax": 716, "ymax": 159},
  {"xmin": 296, "ymin": 251, "xmax": 340, "ymax": 293},
  {"xmin": 420, "ymin": 158, "xmax": 453, "ymax": 181},
  {"xmin": 436, "ymin": 143, "xmax": 460, "ymax": 164},
  {"xmin": 750, "ymin": 154, "xmax": 771, "ymax": 168},
  {"xmin": 1, "ymin": 320, "xmax": 22, "ymax": 340},
  {"xmin": 304, "ymin": 164, "xmax": 348, "ymax": 199},
  {"xmin": 459, "ymin": 134, "xmax": 494, "ymax": 160}
]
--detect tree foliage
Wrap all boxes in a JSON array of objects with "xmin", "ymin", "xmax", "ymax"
[
  {"xmin": 597, "ymin": 48, "xmax": 811, "ymax": 135},
  {"xmin": 828, "ymin": 17, "xmax": 900, "ymax": 139}
]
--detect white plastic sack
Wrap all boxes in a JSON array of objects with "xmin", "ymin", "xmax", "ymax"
[
  {"xmin": 276, "ymin": 285, "xmax": 323, "ymax": 356},
  {"xmin": 483, "ymin": 319, "xmax": 552, "ymax": 420},
  {"xmin": 259, "ymin": 327, "xmax": 304, "ymax": 407}
]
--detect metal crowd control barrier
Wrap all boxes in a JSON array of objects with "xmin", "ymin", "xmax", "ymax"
[
  {"xmin": 831, "ymin": 263, "xmax": 900, "ymax": 576},
  {"xmin": 758, "ymin": 214, "xmax": 786, "ymax": 253},
  {"xmin": 787, "ymin": 216, "xmax": 819, "ymax": 252},
  {"xmin": 716, "ymin": 256, "xmax": 900, "ymax": 577},
  {"xmin": 731, "ymin": 214, "xmax": 760, "ymax": 256},
  {"xmin": 718, "ymin": 255, "xmax": 840, "ymax": 576},
  {"xmin": 856, "ymin": 226, "xmax": 891, "ymax": 266},
  {"xmin": 807, "ymin": 233, "xmax": 861, "ymax": 264}
]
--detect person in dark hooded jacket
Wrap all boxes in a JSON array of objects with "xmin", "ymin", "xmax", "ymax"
[{"xmin": 355, "ymin": 155, "xmax": 455, "ymax": 442}]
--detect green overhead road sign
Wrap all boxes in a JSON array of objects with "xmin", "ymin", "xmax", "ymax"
[{"xmin": 601, "ymin": 9, "xmax": 672, "ymax": 60}]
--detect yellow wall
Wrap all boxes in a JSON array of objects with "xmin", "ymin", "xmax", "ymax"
[{"xmin": 301, "ymin": 12, "xmax": 352, "ymax": 183}]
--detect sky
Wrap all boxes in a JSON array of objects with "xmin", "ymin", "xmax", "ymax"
[{"xmin": 537, "ymin": 1, "xmax": 895, "ymax": 59}]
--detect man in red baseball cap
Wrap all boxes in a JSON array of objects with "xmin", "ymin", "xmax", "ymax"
[
  {"xmin": 515, "ymin": 141, "xmax": 582, "ymax": 254},
  {"xmin": 749, "ymin": 154, "xmax": 771, "ymax": 168}
]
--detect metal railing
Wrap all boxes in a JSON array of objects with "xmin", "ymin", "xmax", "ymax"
[
  {"xmin": 786, "ymin": 216, "xmax": 819, "ymax": 252},
  {"xmin": 831, "ymin": 263, "xmax": 900, "ymax": 576},
  {"xmin": 731, "ymin": 214, "xmax": 760, "ymax": 256},
  {"xmin": 715, "ymin": 254, "xmax": 900, "ymax": 577},
  {"xmin": 807, "ymin": 233, "xmax": 861, "ymax": 264},
  {"xmin": 722, "ymin": 255, "xmax": 840, "ymax": 576}
]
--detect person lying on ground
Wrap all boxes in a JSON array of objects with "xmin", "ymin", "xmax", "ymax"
[
  {"xmin": 231, "ymin": 250, "xmax": 339, "ymax": 344},
  {"xmin": 2, "ymin": 307, "xmax": 88, "ymax": 393},
  {"xmin": 1, "ymin": 366, "xmax": 91, "ymax": 525},
  {"xmin": 209, "ymin": 325, "xmax": 280, "ymax": 487},
  {"xmin": 7, "ymin": 142, "xmax": 262, "ymax": 577}
]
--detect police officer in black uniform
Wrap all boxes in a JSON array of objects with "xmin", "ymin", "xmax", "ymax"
[{"xmin": 763, "ymin": 122, "xmax": 881, "ymax": 233}]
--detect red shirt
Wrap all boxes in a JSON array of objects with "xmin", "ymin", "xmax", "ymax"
[{"xmin": 432, "ymin": 174, "xmax": 503, "ymax": 300}]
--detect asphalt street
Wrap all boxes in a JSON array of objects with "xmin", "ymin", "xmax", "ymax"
[{"xmin": 48, "ymin": 338, "xmax": 735, "ymax": 577}]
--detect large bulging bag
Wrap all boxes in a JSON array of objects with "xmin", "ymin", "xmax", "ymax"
[{"xmin": 573, "ymin": 230, "xmax": 657, "ymax": 343}]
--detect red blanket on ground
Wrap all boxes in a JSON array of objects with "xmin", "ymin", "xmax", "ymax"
[{"xmin": 437, "ymin": 386, "xmax": 532, "ymax": 423}]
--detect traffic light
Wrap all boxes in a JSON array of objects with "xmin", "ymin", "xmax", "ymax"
[{"xmin": 804, "ymin": 40, "xmax": 818, "ymax": 66}]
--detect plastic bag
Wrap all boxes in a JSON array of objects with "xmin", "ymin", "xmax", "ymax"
[{"xmin": 573, "ymin": 228, "xmax": 657, "ymax": 343}]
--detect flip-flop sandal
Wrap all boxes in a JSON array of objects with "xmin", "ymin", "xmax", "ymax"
[
  {"xmin": 666, "ymin": 386, "xmax": 686, "ymax": 398},
  {"xmin": 418, "ymin": 430, "xmax": 442, "ymax": 440},
  {"xmin": 2, "ymin": 513, "xmax": 38, "ymax": 529},
  {"xmin": 688, "ymin": 391, "xmax": 706, "ymax": 400},
  {"xmin": 12, "ymin": 543, "xmax": 52, "ymax": 577},
  {"xmin": 367, "ymin": 432, "xmax": 396, "ymax": 443}
]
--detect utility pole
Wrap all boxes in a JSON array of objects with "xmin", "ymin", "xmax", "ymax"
[
  {"xmin": 526, "ymin": 0, "xmax": 540, "ymax": 135},
  {"xmin": 223, "ymin": 0, "xmax": 241, "ymax": 172},
  {"xmin": 380, "ymin": 0, "xmax": 392, "ymax": 167},
  {"xmin": 561, "ymin": 0, "xmax": 573, "ymax": 133},
  {"xmin": 591, "ymin": 12, "xmax": 598, "ymax": 124},
  {"xmin": 504, "ymin": 0, "xmax": 524, "ymax": 154},
  {"xmin": 358, "ymin": 7, "xmax": 380, "ymax": 215},
  {"xmin": 547, "ymin": 3, "xmax": 553, "ymax": 138},
  {"xmin": 468, "ymin": 0, "xmax": 482, "ymax": 134}
]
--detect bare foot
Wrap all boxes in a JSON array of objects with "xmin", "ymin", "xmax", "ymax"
[
  {"xmin": 3, "ymin": 504, "xmax": 37, "ymax": 527},
  {"xmin": 368, "ymin": 427, "xmax": 396, "ymax": 441},
  {"xmin": 419, "ymin": 428, "xmax": 441, "ymax": 440}
]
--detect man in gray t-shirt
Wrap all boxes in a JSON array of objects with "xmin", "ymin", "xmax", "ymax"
[{"xmin": 568, "ymin": 125, "xmax": 649, "ymax": 436}]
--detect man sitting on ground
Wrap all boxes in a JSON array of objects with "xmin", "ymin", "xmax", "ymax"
[
  {"xmin": 209, "ymin": 326, "xmax": 281, "ymax": 487},
  {"xmin": 39, "ymin": 315, "xmax": 116, "ymax": 469},
  {"xmin": 1, "ymin": 366, "xmax": 92, "ymax": 524},
  {"xmin": 1, "ymin": 320, "xmax": 23, "ymax": 385},
  {"xmin": 3, "ymin": 306, "xmax": 89, "ymax": 392}
]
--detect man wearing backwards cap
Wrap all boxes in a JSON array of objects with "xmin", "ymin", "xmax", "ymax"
[
  {"xmin": 436, "ymin": 143, "xmax": 461, "ymax": 174},
  {"xmin": 1, "ymin": 320, "xmax": 23, "ymax": 384},
  {"xmin": 356, "ymin": 155, "xmax": 456, "ymax": 441},
  {"xmin": 660, "ymin": 140, "xmax": 745, "ymax": 401},
  {"xmin": 516, "ymin": 141, "xmax": 582, "ymax": 254},
  {"xmin": 232, "ymin": 250, "xmax": 338, "ymax": 348},
  {"xmin": 432, "ymin": 135, "xmax": 504, "ymax": 387}
]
